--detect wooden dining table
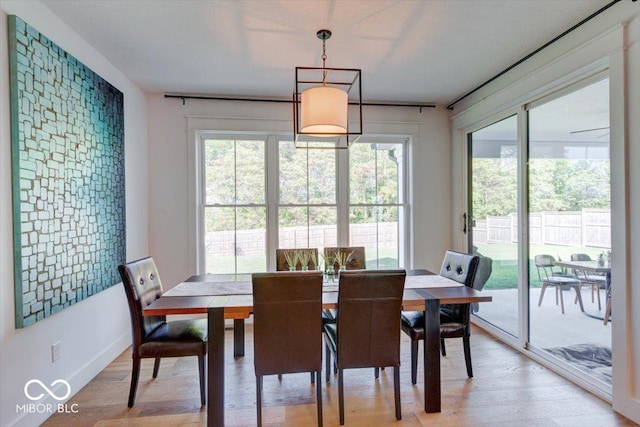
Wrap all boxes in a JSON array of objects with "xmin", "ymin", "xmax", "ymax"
[{"xmin": 143, "ymin": 269, "xmax": 492, "ymax": 427}]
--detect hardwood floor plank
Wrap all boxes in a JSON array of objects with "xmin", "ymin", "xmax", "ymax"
[{"xmin": 43, "ymin": 324, "xmax": 635, "ymax": 427}]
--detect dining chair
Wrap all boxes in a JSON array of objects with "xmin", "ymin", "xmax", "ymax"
[
  {"xmin": 323, "ymin": 269, "xmax": 406, "ymax": 425},
  {"xmin": 570, "ymin": 253, "xmax": 605, "ymax": 310},
  {"xmin": 276, "ymin": 248, "xmax": 319, "ymax": 271},
  {"xmin": 401, "ymin": 250, "xmax": 480, "ymax": 384},
  {"xmin": 323, "ymin": 246, "xmax": 366, "ymax": 272},
  {"xmin": 118, "ymin": 257, "xmax": 207, "ymax": 407},
  {"xmin": 535, "ymin": 254, "xmax": 584, "ymax": 314},
  {"xmin": 321, "ymin": 246, "xmax": 366, "ymax": 324},
  {"xmin": 276, "ymin": 248, "xmax": 322, "ymax": 384},
  {"xmin": 252, "ymin": 271, "xmax": 324, "ymax": 427}
]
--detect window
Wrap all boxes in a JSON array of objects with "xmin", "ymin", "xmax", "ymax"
[
  {"xmin": 349, "ymin": 141, "xmax": 405, "ymax": 268},
  {"xmin": 278, "ymin": 139, "xmax": 337, "ymax": 251},
  {"xmin": 198, "ymin": 134, "xmax": 408, "ymax": 273},
  {"xmin": 202, "ymin": 138, "xmax": 266, "ymax": 273}
]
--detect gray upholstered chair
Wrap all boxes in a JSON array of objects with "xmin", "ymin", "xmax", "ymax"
[
  {"xmin": 535, "ymin": 254, "xmax": 584, "ymax": 314},
  {"xmin": 401, "ymin": 250, "xmax": 480, "ymax": 384},
  {"xmin": 324, "ymin": 269, "xmax": 406, "ymax": 425},
  {"xmin": 118, "ymin": 257, "xmax": 207, "ymax": 407},
  {"xmin": 252, "ymin": 271, "xmax": 324, "ymax": 427}
]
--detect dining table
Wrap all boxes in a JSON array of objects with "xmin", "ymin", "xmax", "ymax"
[
  {"xmin": 143, "ymin": 269, "xmax": 492, "ymax": 427},
  {"xmin": 553, "ymin": 259, "xmax": 611, "ymax": 324}
]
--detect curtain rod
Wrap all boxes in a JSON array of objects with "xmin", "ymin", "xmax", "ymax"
[
  {"xmin": 164, "ymin": 94, "xmax": 436, "ymax": 111},
  {"xmin": 446, "ymin": 0, "xmax": 625, "ymax": 110}
]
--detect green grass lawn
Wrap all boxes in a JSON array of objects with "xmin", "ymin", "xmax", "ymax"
[{"xmin": 475, "ymin": 242, "xmax": 607, "ymax": 290}]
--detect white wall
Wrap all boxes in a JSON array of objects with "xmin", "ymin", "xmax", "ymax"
[
  {"xmin": 451, "ymin": 2, "xmax": 640, "ymax": 423},
  {"xmin": 0, "ymin": 2, "xmax": 148, "ymax": 426},
  {"xmin": 146, "ymin": 96, "xmax": 452, "ymax": 286}
]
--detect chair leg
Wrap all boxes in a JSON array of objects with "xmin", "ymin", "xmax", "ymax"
[
  {"xmin": 325, "ymin": 343, "xmax": 331, "ymax": 383},
  {"xmin": 128, "ymin": 357, "xmax": 141, "ymax": 408},
  {"xmin": 595, "ymin": 284, "xmax": 602, "ymax": 310},
  {"xmin": 558, "ymin": 286, "xmax": 565, "ymax": 314},
  {"xmin": 278, "ymin": 374, "xmax": 283, "ymax": 381},
  {"xmin": 152, "ymin": 358, "xmax": 161, "ymax": 378},
  {"xmin": 394, "ymin": 366, "xmax": 401, "ymax": 420},
  {"xmin": 316, "ymin": 370, "xmax": 323, "ymax": 427},
  {"xmin": 310, "ymin": 372, "xmax": 315, "ymax": 384},
  {"xmin": 374, "ymin": 367, "xmax": 380, "ymax": 379},
  {"xmin": 463, "ymin": 336, "xmax": 473, "ymax": 378},
  {"xmin": 573, "ymin": 286, "xmax": 585, "ymax": 312},
  {"xmin": 440, "ymin": 338, "xmax": 446, "ymax": 357},
  {"xmin": 256, "ymin": 375, "xmax": 263, "ymax": 427},
  {"xmin": 198, "ymin": 354, "xmax": 206, "ymax": 406},
  {"xmin": 338, "ymin": 369, "xmax": 345, "ymax": 425},
  {"xmin": 604, "ymin": 296, "xmax": 612, "ymax": 325},
  {"xmin": 410, "ymin": 339, "xmax": 418, "ymax": 385},
  {"xmin": 538, "ymin": 283, "xmax": 548, "ymax": 306}
]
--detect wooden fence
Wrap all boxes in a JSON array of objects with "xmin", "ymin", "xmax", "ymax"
[
  {"xmin": 207, "ymin": 222, "xmax": 398, "ymax": 257},
  {"xmin": 473, "ymin": 209, "xmax": 610, "ymax": 248}
]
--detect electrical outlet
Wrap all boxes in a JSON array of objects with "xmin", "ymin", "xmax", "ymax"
[{"xmin": 52, "ymin": 341, "xmax": 61, "ymax": 363}]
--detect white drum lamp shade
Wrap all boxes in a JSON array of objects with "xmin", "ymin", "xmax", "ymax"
[{"xmin": 300, "ymin": 86, "xmax": 348, "ymax": 135}]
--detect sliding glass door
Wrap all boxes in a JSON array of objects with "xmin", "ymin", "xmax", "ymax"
[
  {"xmin": 467, "ymin": 115, "xmax": 519, "ymax": 338},
  {"xmin": 527, "ymin": 78, "xmax": 611, "ymax": 381},
  {"xmin": 467, "ymin": 76, "xmax": 611, "ymax": 388}
]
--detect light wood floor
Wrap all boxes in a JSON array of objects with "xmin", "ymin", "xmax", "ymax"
[{"xmin": 44, "ymin": 324, "xmax": 637, "ymax": 427}]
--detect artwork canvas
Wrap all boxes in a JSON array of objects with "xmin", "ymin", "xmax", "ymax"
[{"xmin": 8, "ymin": 15, "xmax": 126, "ymax": 328}]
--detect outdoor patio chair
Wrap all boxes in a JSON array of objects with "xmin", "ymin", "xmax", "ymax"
[
  {"xmin": 535, "ymin": 254, "xmax": 584, "ymax": 314},
  {"xmin": 571, "ymin": 253, "xmax": 605, "ymax": 310}
]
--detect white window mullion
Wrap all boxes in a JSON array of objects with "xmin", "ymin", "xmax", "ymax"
[
  {"xmin": 337, "ymin": 148, "xmax": 350, "ymax": 245},
  {"xmin": 266, "ymin": 136, "xmax": 278, "ymax": 270}
]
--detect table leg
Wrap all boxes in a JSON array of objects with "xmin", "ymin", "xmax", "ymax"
[
  {"xmin": 233, "ymin": 319, "xmax": 245, "ymax": 357},
  {"xmin": 208, "ymin": 307, "xmax": 225, "ymax": 427},
  {"xmin": 423, "ymin": 295, "xmax": 441, "ymax": 413}
]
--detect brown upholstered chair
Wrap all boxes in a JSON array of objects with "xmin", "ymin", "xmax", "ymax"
[
  {"xmin": 322, "ymin": 246, "xmax": 366, "ymax": 324},
  {"xmin": 401, "ymin": 250, "xmax": 479, "ymax": 384},
  {"xmin": 324, "ymin": 269, "xmax": 406, "ymax": 425},
  {"xmin": 323, "ymin": 246, "xmax": 366, "ymax": 272},
  {"xmin": 276, "ymin": 248, "xmax": 319, "ymax": 271},
  {"xmin": 118, "ymin": 257, "xmax": 207, "ymax": 407},
  {"xmin": 252, "ymin": 271, "xmax": 324, "ymax": 427}
]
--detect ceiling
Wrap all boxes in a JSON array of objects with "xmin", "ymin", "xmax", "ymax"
[{"xmin": 41, "ymin": 0, "xmax": 611, "ymax": 106}]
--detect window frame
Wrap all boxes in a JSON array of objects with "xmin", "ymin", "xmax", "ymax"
[{"xmin": 195, "ymin": 132, "xmax": 410, "ymax": 273}]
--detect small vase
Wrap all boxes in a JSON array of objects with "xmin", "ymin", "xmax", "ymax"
[{"xmin": 302, "ymin": 265, "xmax": 309, "ymax": 271}]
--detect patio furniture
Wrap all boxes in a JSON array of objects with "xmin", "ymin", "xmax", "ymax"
[
  {"xmin": 571, "ymin": 253, "xmax": 605, "ymax": 310},
  {"xmin": 535, "ymin": 254, "xmax": 584, "ymax": 314}
]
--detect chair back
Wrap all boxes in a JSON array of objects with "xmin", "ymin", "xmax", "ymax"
[
  {"xmin": 439, "ymin": 250, "xmax": 479, "ymax": 288},
  {"xmin": 534, "ymin": 254, "xmax": 555, "ymax": 282},
  {"xmin": 335, "ymin": 270, "xmax": 406, "ymax": 369},
  {"xmin": 571, "ymin": 253, "xmax": 592, "ymax": 262},
  {"xmin": 472, "ymin": 255, "xmax": 492, "ymax": 291},
  {"xmin": 252, "ymin": 271, "xmax": 324, "ymax": 376},
  {"xmin": 438, "ymin": 251, "xmax": 479, "ymax": 326},
  {"xmin": 118, "ymin": 257, "xmax": 165, "ymax": 357},
  {"xmin": 276, "ymin": 248, "xmax": 319, "ymax": 271},
  {"xmin": 324, "ymin": 246, "xmax": 366, "ymax": 272}
]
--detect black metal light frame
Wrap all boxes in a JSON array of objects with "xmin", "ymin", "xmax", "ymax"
[{"xmin": 293, "ymin": 66, "xmax": 363, "ymax": 149}]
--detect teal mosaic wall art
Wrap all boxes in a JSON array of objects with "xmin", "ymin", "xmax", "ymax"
[{"xmin": 8, "ymin": 15, "xmax": 126, "ymax": 328}]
